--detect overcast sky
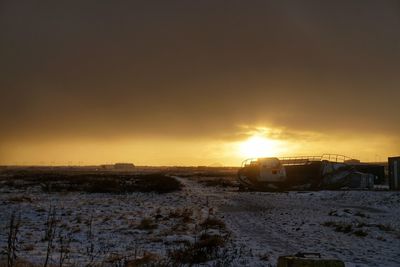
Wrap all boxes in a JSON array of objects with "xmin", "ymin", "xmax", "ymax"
[{"xmin": 1, "ymin": 1, "xmax": 399, "ymax": 165}]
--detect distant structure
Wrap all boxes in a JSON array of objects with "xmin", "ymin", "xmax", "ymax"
[
  {"xmin": 100, "ymin": 164, "xmax": 114, "ymax": 170},
  {"xmin": 237, "ymin": 154, "xmax": 386, "ymax": 191},
  {"xmin": 114, "ymin": 163, "xmax": 135, "ymax": 169},
  {"xmin": 100, "ymin": 163, "xmax": 135, "ymax": 170},
  {"xmin": 351, "ymin": 162, "xmax": 385, "ymax": 185},
  {"xmin": 389, "ymin": 157, "xmax": 400, "ymax": 190}
]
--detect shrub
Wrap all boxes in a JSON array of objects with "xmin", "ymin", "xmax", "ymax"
[
  {"xmin": 168, "ymin": 233, "xmax": 226, "ymax": 264},
  {"xmin": 355, "ymin": 211, "xmax": 367, "ymax": 218},
  {"xmin": 335, "ymin": 223, "xmax": 352, "ymax": 233},
  {"xmin": 322, "ymin": 221, "xmax": 371, "ymax": 237},
  {"xmin": 125, "ymin": 252, "xmax": 159, "ymax": 267},
  {"xmin": 198, "ymin": 233, "xmax": 225, "ymax": 249},
  {"xmin": 322, "ymin": 221, "xmax": 336, "ymax": 227},
  {"xmin": 129, "ymin": 174, "xmax": 182, "ymax": 193},
  {"xmin": 137, "ymin": 218, "xmax": 158, "ymax": 230},
  {"xmin": 168, "ymin": 208, "xmax": 193, "ymax": 223},
  {"xmin": 322, "ymin": 221, "xmax": 352, "ymax": 233},
  {"xmin": 181, "ymin": 209, "xmax": 193, "ymax": 223},
  {"xmin": 2, "ymin": 171, "xmax": 182, "ymax": 194},
  {"xmin": 85, "ymin": 179, "xmax": 120, "ymax": 193},
  {"xmin": 377, "ymin": 224, "xmax": 394, "ymax": 232},
  {"xmin": 6, "ymin": 196, "xmax": 32, "ymax": 203},
  {"xmin": 200, "ymin": 217, "xmax": 226, "ymax": 230},
  {"xmin": 199, "ymin": 178, "xmax": 236, "ymax": 187},
  {"xmin": 353, "ymin": 230, "xmax": 368, "ymax": 237}
]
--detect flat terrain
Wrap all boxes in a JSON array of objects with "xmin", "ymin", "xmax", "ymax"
[{"xmin": 0, "ymin": 167, "xmax": 399, "ymax": 266}]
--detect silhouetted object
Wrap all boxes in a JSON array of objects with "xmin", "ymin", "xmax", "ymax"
[
  {"xmin": 388, "ymin": 157, "xmax": 400, "ymax": 190},
  {"xmin": 100, "ymin": 163, "xmax": 135, "ymax": 170},
  {"xmin": 351, "ymin": 163, "xmax": 385, "ymax": 184},
  {"xmin": 114, "ymin": 163, "xmax": 135, "ymax": 169},
  {"xmin": 238, "ymin": 154, "xmax": 380, "ymax": 191}
]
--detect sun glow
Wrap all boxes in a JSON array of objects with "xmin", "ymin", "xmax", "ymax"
[{"xmin": 238, "ymin": 135, "xmax": 281, "ymax": 159}]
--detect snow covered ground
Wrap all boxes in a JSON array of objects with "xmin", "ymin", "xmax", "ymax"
[
  {"xmin": 220, "ymin": 189, "xmax": 400, "ymax": 266},
  {"xmin": 0, "ymin": 174, "xmax": 399, "ymax": 266}
]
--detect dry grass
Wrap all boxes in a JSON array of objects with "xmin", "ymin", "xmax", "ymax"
[
  {"xmin": 168, "ymin": 208, "xmax": 193, "ymax": 223},
  {"xmin": 125, "ymin": 252, "xmax": 160, "ymax": 267},
  {"xmin": 137, "ymin": 218, "xmax": 158, "ymax": 230},
  {"xmin": 322, "ymin": 221, "xmax": 353, "ymax": 233},
  {"xmin": 353, "ymin": 230, "xmax": 368, "ymax": 237},
  {"xmin": 198, "ymin": 178, "xmax": 237, "ymax": 187},
  {"xmin": 0, "ymin": 260, "xmax": 40, "ymax": 267},
  {"xmin": 322, "ymin": 221, "xmax": 370, "ymax": 237},
  {"xmin": 6, "ymin": 196, "xmax": 33, "ymax": 203},
  {"xmin": 200, "ymin": 217, "xmax": 226, "ymax": 230},
  {"xmin": 1, "ymin": 171, "xmax": 182, "ymax": 194},
  {"xmin": 168, "ymin": 233, "xmax": 226, "ymax": 264}
]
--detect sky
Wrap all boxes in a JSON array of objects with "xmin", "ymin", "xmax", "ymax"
[{"xmin": 0, "ymin": 1, "xmax": 399, "ymax": 166}]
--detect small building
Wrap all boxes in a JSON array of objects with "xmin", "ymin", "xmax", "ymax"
[
  {"xmin": 389, "ymin": 157, "xmax": 400, "ymax": 190},
  {"xmin": 114, "ymin": 163, "xmax": 135, "ymax": 169},
  {"xmin": 100, "ymin": 164, "xmax": 114, "ymax": 170},
  {"xmin": 351, "ymin": 163, "xmax": 385, "ymax": 185}
]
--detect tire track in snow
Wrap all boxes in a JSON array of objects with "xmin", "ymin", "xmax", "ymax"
[{"xmin": 221, "ymin": 193, "xmax": 300, "ymax": 263}]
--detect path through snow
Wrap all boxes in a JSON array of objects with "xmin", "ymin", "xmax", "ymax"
[{"xmin": 177, "ymin": 176, "xmax": 400, "ymax": 266}]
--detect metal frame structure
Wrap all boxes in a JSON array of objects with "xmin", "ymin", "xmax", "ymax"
[{"xmin": 241, "ymin": 154, "xmax": 355, "ymax": 167}]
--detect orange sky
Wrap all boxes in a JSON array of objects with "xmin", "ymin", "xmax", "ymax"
[
  {"xmin": 1, "ymin": 126, "xmax": 397, "ymax": 166},
  {"xmin": 0, "ymin": 1, "xmax": 399, "ymax": 166}
]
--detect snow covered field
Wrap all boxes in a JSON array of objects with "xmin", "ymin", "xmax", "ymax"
[
  {"xmin": 0, "ymin": 171, "xmax": 399, "ymax": 266},
  {"xmin": 220, "ymin": 189, "xmax": 400, "ymax": 266}
]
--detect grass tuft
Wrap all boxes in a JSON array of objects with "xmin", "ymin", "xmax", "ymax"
[{"xmin": 137, "ymin": 218, "xmax": 158, "ymax": 230}]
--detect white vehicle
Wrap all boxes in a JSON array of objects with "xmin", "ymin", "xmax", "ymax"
[{"xmin": 238, "ymin": 157, "xmax": 286, "ymax": 187}]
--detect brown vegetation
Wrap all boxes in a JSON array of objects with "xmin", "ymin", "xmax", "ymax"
[
  {"xmin": 137, "ymin": 218, "xmax": 158, "ymax": 230},
  {"xmin": 0, "ymin": 171, "xmax": 182, "ymax": 194},
  {"xmin": 168, "ymin": 233, "xmax": 227, "ymax": 264}
]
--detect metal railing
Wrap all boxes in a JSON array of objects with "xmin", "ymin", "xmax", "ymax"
[
  {"xmin": 320, "ymin": 154, "xmax": 354, "ymax": 163},
  {"xmin": 279, "ymin": 155, "xmax": 321, "ymax": 165},
  {"xmin": 241, "ymin": 154, "xmax": 356, "ymax": 167}
]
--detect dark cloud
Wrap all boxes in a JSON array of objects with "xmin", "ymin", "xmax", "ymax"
[{"xmin": 1, "ymin": 1, "xmax": 399, "ymax": 149}]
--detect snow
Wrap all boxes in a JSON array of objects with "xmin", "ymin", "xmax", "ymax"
[
  {"xmin": 1, "ymin": 175, "xmax": 399, "ymax": 266},
  {"xmin": 220, "ymin": 190, "xmax": 400, "ymax": 266}
]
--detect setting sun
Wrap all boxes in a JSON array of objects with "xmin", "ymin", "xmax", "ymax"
[{"xmin": 238, "ymin": 135, "xmax": 281, "ymax": 159}]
